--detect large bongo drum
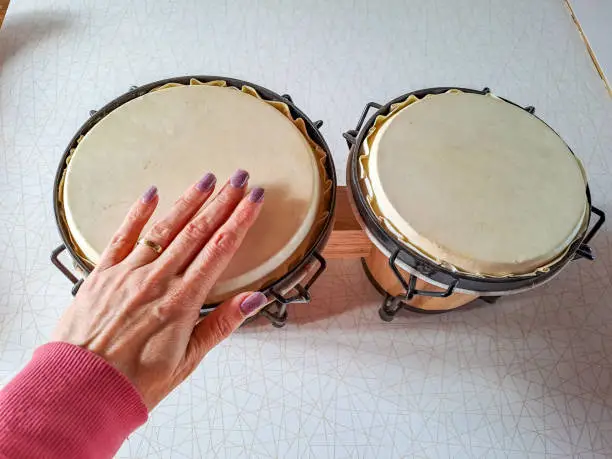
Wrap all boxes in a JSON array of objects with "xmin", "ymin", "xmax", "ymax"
[
  {"xmin": 51, "ymin": 76, "xmax": 336, "ymax": 328},
  {"xmin": 344, "ymin": 87, "xmax": 605, "ymax": 321}
]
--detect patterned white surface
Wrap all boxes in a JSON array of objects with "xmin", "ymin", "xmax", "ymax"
[
  {"xmin": 569, "ymin": 0, "xmax": 612, "ymax": 86},
  {"xmin": 1, "ymin": 0, "xmax": 611, "ymax": 457}
]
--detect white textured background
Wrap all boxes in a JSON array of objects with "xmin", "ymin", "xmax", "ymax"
[
  {"xmin": 569, "ymin": 0, "xmax": 612, "ymax": 87},
  {"xmin": 1, "ymin": 0, "xmax": 611, "ymax": 457}
]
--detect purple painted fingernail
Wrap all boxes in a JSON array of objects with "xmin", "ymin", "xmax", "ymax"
[
  {"xmin": 230, "ymin": 169, "xmax": 249, "ymax": 188},
  {"xmin": 239, "ymin": 292, "xmax": 268, "ymax": 317},
  {"xmin": 248, "ymin": 187, "xmax": 265, "ymax": 203},
  {"xmin": 142, "ymin": 185, "xmax": 158, "ymax": 203},
  {"xmin": 196, "ymin": 172, "xmax": 216, "ymax": 192}
]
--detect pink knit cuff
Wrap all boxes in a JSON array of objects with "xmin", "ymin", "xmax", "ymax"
[{"xmin": 0, "ymin": 342, "xmax": 148, "ymax": 459}]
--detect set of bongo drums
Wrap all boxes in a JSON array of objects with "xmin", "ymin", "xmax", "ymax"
[{"xmin": 51, "ymin": 76, "xmax": 605, "ymax": 327}]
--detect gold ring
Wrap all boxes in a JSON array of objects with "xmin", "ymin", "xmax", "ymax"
[{"xmin": 137, "ymin": 238, "xmax": 163, "ymax": 254}]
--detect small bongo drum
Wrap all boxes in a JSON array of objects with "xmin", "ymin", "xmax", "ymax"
[
  {"xmin": 344, "ymin": 87, "xmax": 605, "ymax": 321},
  {"xmin": 51, "ymin": 76, "xmax": 336, "ymax": 327}
]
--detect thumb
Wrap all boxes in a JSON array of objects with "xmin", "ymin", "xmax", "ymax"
[{"xmin": 184, "ymin": 291, "xmax": 268, "ymax": 368}]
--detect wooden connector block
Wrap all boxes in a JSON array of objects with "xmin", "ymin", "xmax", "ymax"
[{"xmin": 322, "ymin": 186, "xmax": 372, "ymax": 259}]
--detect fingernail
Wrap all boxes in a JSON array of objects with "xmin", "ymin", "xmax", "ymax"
[
  {"xmin": 239, "ymin": 292, "xmax": 268, "ymax": 317},
  {"xmin": 196, "ymin": 172, "xmax": 216, "ymax": 192},
  {"xmin": 142, "ymin": 185, "xmax": 158, "ymax": 203},
  {"xmin": 248, "ymin": 187, "xmax": 265, "ymax": 203},
  {"xmin": 230, "ymin": 169, "xmax": 249, "ymax": 188}
]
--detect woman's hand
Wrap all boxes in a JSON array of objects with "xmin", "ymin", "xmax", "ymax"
[{"xmin": 52, "ymin": 169, "xmax": 268, "ymax": 410}]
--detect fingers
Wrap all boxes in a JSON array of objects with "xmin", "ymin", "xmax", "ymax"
[
  {"xmin": 127, "ymin": 172, "xmax": 217, "ymax": 267},
  {"xmin": 96, "ymin": 186, "xmax": 159, "ymax": 270},
  {"xmin": 154, "ymin": 169, "xmax": 250, "ymax": 274},
  {"xmin": 183, "ymin": 291, "xmax": 268, "ymax": 370},
  {"xmin": 182, "ymin": 187, "xmax": 264, "ymax": 293}
]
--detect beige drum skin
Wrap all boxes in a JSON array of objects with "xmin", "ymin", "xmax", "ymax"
[{"xmin": 53, "ymin": 77, "xmax": 336, "ymax": 327}]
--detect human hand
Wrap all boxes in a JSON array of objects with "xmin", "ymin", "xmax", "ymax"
[{"xmin": 52, "ymin": 169, "xmax": 268, "ymax": 410}]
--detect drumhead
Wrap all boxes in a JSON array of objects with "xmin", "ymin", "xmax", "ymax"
[
  {"xmin": 359, "ymin": 90, "xmax": 588, "ymax": 277},
  {"xmin": 60, "ymin": 80, "xmax": 331, "ymax": 303}
]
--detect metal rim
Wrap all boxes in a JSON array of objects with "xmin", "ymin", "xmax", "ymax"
[
  {"xmin": 53, "ymin": 75, "xmax": 337, "ymax": 304},
  {"xmin": 346, "ymin": 86, "xmax": 593, "ymax": 294}
]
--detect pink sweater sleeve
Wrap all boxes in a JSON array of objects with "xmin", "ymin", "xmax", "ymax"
[{"xmin": 0, "ymin": 342, "xmax": 148, "ymax": 459}]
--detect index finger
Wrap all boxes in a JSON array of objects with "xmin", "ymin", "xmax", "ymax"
[{"xmin": 182, "ymin": 187, "xmax": 264, "ymax": 294}]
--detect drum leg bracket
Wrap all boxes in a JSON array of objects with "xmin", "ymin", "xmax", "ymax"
[
  {"xmin": 379, "ymin": 295, "xmax": 403, "ymax": 322},
  {"xmin": 361, "ymin": 257, "xmax": 456, "ymax": 320},
  {"xmin": 343, "ymin": 102, "xmax": 382, "ymax": 148},
  {"xmin": 389, "ymin": 250, "xmax": 458, "ymax": 300},
  {"xmin": 259, "ymin": 304, "xmax": 288, "ymax": 328},
  {"xmin": 573, "ymin": 206, "xmax": 605, "ymax": 261},
  {"xmin": 263, "ymin": 251, "xmax": 328, "ymax": 328},
  {"xmin": 51, "ymin": 244, "xmax": 85, "ymax": 296}
]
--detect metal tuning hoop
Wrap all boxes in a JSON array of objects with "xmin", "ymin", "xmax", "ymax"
[
  {"xmin": 388, "ymin": 250, "xmax": 457, "ymax": 300},
  {"xmin": 574, "ymin": 206, "xmax": 606, "ymax": 261},
  {"xmin": 343, "ymin": 101, "xmax": 382, "ymax": 147}
]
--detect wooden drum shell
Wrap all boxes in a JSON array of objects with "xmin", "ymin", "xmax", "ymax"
[{"xmin": 325, "ymin": 187, "xmax": 478, "ymax": 312}]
